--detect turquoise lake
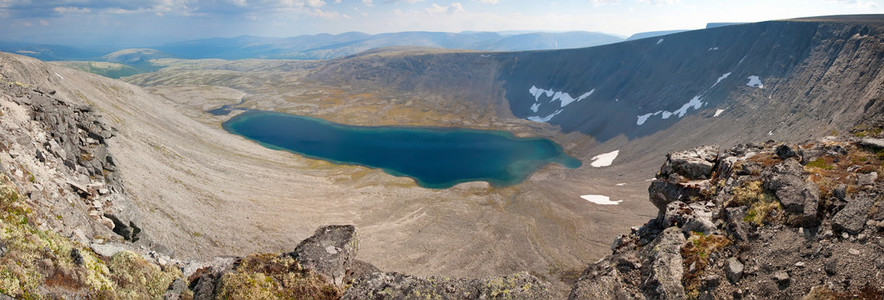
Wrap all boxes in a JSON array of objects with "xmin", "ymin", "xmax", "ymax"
[{"xmin": 222, "ymin": 110, "xmax": 581, "ymax": 189}]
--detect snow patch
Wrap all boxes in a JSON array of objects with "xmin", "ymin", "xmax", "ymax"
[
  {"xmin": 738, "ymin": 56, "xmax": 747, "ymax": 64},
  {"xmin": 712, "ymin": 72, "xmax": 731, "ymax": 88},
  {"xmin": 708, "ymin": 47, "xmax": 719, "ymax": 51},
  {"xmin": 672, "ymin": 96, "xmax": 703, "ymax": 118},
  {"xmin": 746, "ymin": 76, "xmax": 764, "ymax": 88},
  {"xmin": 714, "ymin": 109, "xmax": 725, "ymax": 117},
  {"xmin": 636, "ymin": 112, "xmax": 655, "ymax": 125},
  {"xmin": 768, "ymin": 130, "xmax": 773, "ymax": 136},
  {"xmin": 616, "ymin": 183, "xmax": 626, "ymax": 186},
  {"xmin": 55, "ymin": 73, "xmax": 64, "ymax": 80},
  {"xmin": 526, "ymin": 86, "xmax": 594, "ymax": 123},
  {"xmin": 657, "ymin": 38, "xmax": 664, "ymax": 45},
  {"xmin": 581, "ymin": 195, "xmax": 623, "ymax": 205},
  {"xmin": 636, "ymin": 96, "xmax": 704, "ymax": 125},
  {"xmin": 590, "ymin": 150, "xmax": 619, "ymax": 167}
]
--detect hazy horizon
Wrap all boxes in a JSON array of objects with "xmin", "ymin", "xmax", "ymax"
[{"xmin": 0, "ymin": 0, "xmax": 881, "ymax": 47}]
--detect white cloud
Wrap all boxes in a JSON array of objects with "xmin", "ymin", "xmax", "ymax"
[
  {"xmin": 309, "ymin": 7, "xmax": 348, "ymax": 18},
  {"xmin": 39, "ymin": 19, "xmax": 48, "ymax": 26},
  {"xmin": 474, "ymin": 0, "xmax": 498, "ymax": 3},
  {"xmin": 53, "ymin": 7, "xmax": 92, "ymax": 14},
  {"xmin": 828, "ymin": 0, "xmax": 879, "ymax": 8},
  {"xmin": 636, "ymin": 0, "xmax": 681, "ymax": 5},
  {"xmin": 305, "ymin": 0, "xmax": 326, "ymax": 8},
  {"xmin": 231, "ymin": 0, "xmax": 248, "ymax": 7},
  {"xmin": 426, "ymin": 2, "xmax": 464, "ymax": 13},
  {"xmin": 362, "ymin": 0, "xmax": 373, "ymax": 6},
  {"xmin": 589, "ymin": 0, "xmax": 618, "ymax": 6}
]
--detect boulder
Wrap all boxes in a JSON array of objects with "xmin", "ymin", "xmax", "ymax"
[
  {"xmin": 661, "ymin": 201, "xmax": 716, "ymax": 235},
  {"xmin": 724, "ymin": 207, "xmax": 750, "ymax": 242},
  {"xmin": 775, "ymin": 144, "xmax": 798, "ymax": 160},
  {"xmin": 191, "ymin": 274, "xmax": 216, "ymax": 300},
  {"xmin": 772, "ymin": 271, "xmax": 790, "ymax": 287},
  {"xmin": 640, "ymin": 227, "xmax": 686, "ymax": 299},
  {"xmin": 343, "ymin": 271, "xmax": 550, "ymax": 299},
  {"xmin": 831, "ymin": 193, "xmax": 875, "ymax": 235},
  {"xmin": 90, "ymin": 242, "xmax": 127, "ymax": 258},
  {"xmin": 649, "ymin": 178, "xmax": 711, "ymax": 210},
  {"xmin": 163, "ymin": 278, "xmax": 187, "ymax": 300},
  {"xmin": 289, "ymin": 225, "xmax": 358, "ymax": 286},
  {"xmin": 345, "ymin": 259, "xmax": 380, "ymax": 283},
  {"xmin": 762, "ymin": 159, "xmax": 820, "ymax": 226},
  {"xmin": 726, "ymin": 258, "xmax": 744, "ymax": 284},
  {"xmin": 857, "ymin": 172, "xmax": 878, "ymax": 186},
  {"xmin": 570, "ymin": 262, "xmax": 636, "ymax": 300},
  {"xmin": 860, "ymin": 138, "xmax": 884, "ymax": 149},
  {"xmin": 104, "ymin": 213, "xmax": 142, "ymax": 242},
  {"xmin": 660, "ymin": 145, "xmax": 720, "ymax": 180}
]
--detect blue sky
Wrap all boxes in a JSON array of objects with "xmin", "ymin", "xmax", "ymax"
[{"xmin": 0, "ymin": 0, "xmax": 881, "ymax": 46}]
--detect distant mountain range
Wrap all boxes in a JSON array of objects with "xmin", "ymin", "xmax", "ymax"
[{"xmin": 0, "ymin": 31, "xmax": 625, "ymax": 63}]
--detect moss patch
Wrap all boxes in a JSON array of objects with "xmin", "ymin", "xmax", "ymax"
[
  {"xmin": 681, "ymin": 233, "xmax": 731, "ymax": 299},
  {"xmin": 744, "ymin": 199, "xmax": 781, "ymax": 226},
  {"xmin": 805, "ymin": 158, "xmax": 834, "ymax": 170},
  {"xmin": 215, "ymin": 253, "xmax": 341, "ymax": 299},
  {"xmin": 0, "ymin": 174, "xmax": 183, "ymax": 297}
]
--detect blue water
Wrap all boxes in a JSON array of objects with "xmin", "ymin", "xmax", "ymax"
[{"xmin": 223, "ymin": 110, "xmax": 581, "ymax": 189}]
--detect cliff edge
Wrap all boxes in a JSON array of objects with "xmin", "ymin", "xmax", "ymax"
[{"xmin": 572, "ymin": 129, "xmax": 884, "ymax": 299}]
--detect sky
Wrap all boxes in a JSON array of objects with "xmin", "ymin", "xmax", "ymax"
[{"xmin": 0, "ymin": 0, "xmax": 881, "ymax": 47}]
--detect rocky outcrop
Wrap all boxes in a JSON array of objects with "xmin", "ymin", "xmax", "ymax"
[
  {"xmin": 289, "ymin": 225, "xmax": 357, "ymax": 286},
  {"xmin": 0, "ymin": 78, "xmax": 143, "ymax": 244},
  {"xmin": 639, "ymin": 227, "xmax": 686, "ymax": 299},
  {"xmin": 343, "ymin": 271, "xmax": 550, "ymax": 299},
  {"xmin": 648, "ymin": 145, "xmax": 719, "ymax": 211},
  {"xmin": 572, "ymin": 136, "xmax": 884, "ymax": 299},
  {"xmin": 832, "ymin": 193, "xmax": 876, "ymax": 235},
  {"xmin": 762, "ymin": 159, "xmax": 821, "ymax": 227},
  {"xmin": 660, "ymin": 145, "xmax": 720, "ymax": 180}
]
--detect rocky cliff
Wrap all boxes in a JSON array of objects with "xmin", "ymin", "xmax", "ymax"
[{"xmin": 572, "ymin": 131, "xmax": 884, "ymax": 299}]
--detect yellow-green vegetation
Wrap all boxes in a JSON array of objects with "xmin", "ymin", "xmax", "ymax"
[
  {"xmin": 480, "ymin": 274, "xmax": 534, "ymax": 298},
  {"xmin": 106, "ymin": 251, "xmax": 182, "ymax": 298},
  {"xmin": 681, "ymin": 233, "xmax": 731, "ymax": 299},
  {"xmin": 0, "ymin": 174, "xmax": 184, "ymax": 298},
  {"xmin": 728, "ymin": 178, "xmax": 781, "ymax": 226},
  {"xmin": 729, "ymin": 180, "xmax": 778, "ymax": 210},
  {"xmin": 805, "ymin": 143, "xmax": 883, "ymax": 200},
  {"xmin": 851, "ymin": 124, "xmax": 882, "ymax": 138},
  {"xmin": 805, "ymin": 158, "xmax": 833, "ymax": 170},
  {"xmin": 215, "ymin": 253, "xmax": 341, "ymax": 299},
  {"xmin": 744, "ymin": 198, "xmax": 781, "ymax": 226}
]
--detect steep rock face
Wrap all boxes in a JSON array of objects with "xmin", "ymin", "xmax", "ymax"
[
  {"xmin": 571, "ymin": 135, "xmax": 884, "ymax": 299},
  {"xmin": 500, "ymin": 17, "xmax": 884, "ymax": 141},
  {"xmin": 0, "ymin": 76, "xmax": 148, "ymax": 246}
]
